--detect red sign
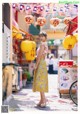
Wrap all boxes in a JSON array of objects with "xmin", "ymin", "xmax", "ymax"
[{"xmin": 59, "ymin": 61, "xmax": 73, "ymax": 67}]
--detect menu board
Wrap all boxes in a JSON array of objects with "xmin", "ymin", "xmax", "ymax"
[{"xmin": 58, "ymin": 61, "xmax": 77, "ymax": 93}]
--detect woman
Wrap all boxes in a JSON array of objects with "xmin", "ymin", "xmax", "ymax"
[{"xmin": 33, "ymin": 32, "xmax": 48, "ymax": 108}]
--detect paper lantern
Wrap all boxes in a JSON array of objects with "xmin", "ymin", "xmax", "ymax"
[
  {"xmin": 15, "ymin": 33, "xmax": 23, "ymax": 40},
  {"xmin": 12, "ymin": 3, "xmax": 16, "ymax": 9},
  {"xmin": 33, "ymin": 6, "xmax": 37, "ymax": 13},
  {"xmin": 62, "ymin": 35, "xmax": 77, "ymax": 50},
  {"xmin": 12, "ymin": 3, "xmax": 17, "ymax": 13},
  {"xmin": 37, "ymin": 17, "xmax": 46, "ymax": 26},
  {"xmin": 25, "ymin": 15, "xmax": 34, "ymax": 24},
  {"xmin": 73, "ymin": 33, "xmax": 78, "ymax": 42},
  {"xmin": 63, "ymin": 17, "xmax": 72, "ymax": 25},
  {"xmin": 59, "ymin": 8, "xmax": 65, "ymax": 16},
  {"xmin": 63, "ymin": 40, "xmax": 74, "ymax": 50},
  {"xmin": 19, "ymin": 4, "xmax": 24, "ymax": 13},
  {"xmin": 21, "ymin": 40, "xmax": 36, "ymax": 61},
  {"xmin": 12, "ymin": 25, "xmax": 23, "ymax": 40},
  {"xmin": 25, "ymin": 5, "xmax": 32, "ymax": 15},
  {"xmin": 50, "ymin": 18, "xmax": 60, "ymax": 27},
  {"xmin": 36, "ymin": 6, "xmax": 44, "ymax": 15}
]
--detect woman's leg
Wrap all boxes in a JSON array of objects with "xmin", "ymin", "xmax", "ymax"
[
  {"xmin": 40, "ymin": 92, "xmax": 46, "ymax": 104},
  {"xmin": 38, "ymin": 92, "xmax": 46, "ymax": 105}
]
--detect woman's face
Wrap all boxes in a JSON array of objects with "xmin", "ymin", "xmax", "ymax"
[{"xmin": 40, "ymin": 36, "xmax": 46, "ymax": 42}]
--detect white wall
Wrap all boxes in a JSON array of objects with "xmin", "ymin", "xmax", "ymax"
[{"xmin": 2, "ymin": 24, "xmax": 11, "ymax": 63}]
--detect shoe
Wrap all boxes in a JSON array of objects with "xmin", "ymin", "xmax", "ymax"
[
  {"xmin": 37, "ymin": 101, "xmax": 42, "ymax": 107},
  {"xmin": 39, "ymin": 103, "xmax": 46, "ymax": 108},
  {"xmin": 37, "ymin": 103, "xmax": 41, "ymax": 107}
]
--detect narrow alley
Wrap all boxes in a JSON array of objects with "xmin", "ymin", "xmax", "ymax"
[{"xmin": 6, "ymin": 74, "xmax": 77, "ymax": 112}]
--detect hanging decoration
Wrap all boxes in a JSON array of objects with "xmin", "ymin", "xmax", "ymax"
[
  {"xmin": 37, "ymin": 17, "xmax": 46, "ymax": 26},
  {"xmin": 63, "ymin": 17, "xmax": 72, "ymax": 26},
  {"xmin": 25, "ymin": 15, "xmax": 34, "ymax": 24},
  {"xmin": 12, "ymin": 3, "xmax": 17, "ymax": 13},
  {"xmin": 36, "ymin": 6, "xmax": 44, "ymax": 15},
  {"xmin": 72, "ymin": 5, "xmax": 78, "ymax": 15},
  {"xmin": 25, "ymin": 5, "xmax": 32, "ymax": 14},
  {"xmin": 20, "ymin": 40, "xmax": 36, "ymax": 61},
  {"xmin": 12, "ymin": 3, "xmax": 78, "ymax": 18},
  {"xmin": 50, "ymin": 18, "xmax": 60, "ymax": 27},
  {"xmin": 59, "ymin": 7, "xmax": 65, "ymax": 16},
  {"xmin": 73, "ymin": 33, "xmax": 78, "ymax": 42},
  {"xmin": 62, "ymin": 35, "xmax": 77, "ymax": 50},
  {"xmin": 66, "ymin": 16, "xmax": 78, "ymax": 35},
  {"xmin": 53, "ymin": 7, "xmax": 58, "ymax": 17},
  {"xmin": 19, "ymin": 4, "xmax": 25, "ymax": 13},
  {"xmin": 33, "ymin": 6, "xmax": 37, "ymax": 13}
]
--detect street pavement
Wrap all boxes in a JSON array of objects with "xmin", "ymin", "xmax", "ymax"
[{"xmin": 6, "ymin": 74, "xmax": 78, "ymax": 112}]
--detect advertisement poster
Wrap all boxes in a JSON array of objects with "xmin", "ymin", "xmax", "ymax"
[{"xmin": 0, "ymin": 0, "xmax": 79, "ymax": 113}]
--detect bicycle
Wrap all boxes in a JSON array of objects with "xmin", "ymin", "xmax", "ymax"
[{"xmin": 69, "ymin": 80, "xmax": 78, "ymax": 105}]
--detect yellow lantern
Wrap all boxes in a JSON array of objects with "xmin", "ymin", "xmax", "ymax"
[
  {"xmin": 63, "ymin": 17, "xmax": 72, "ymax": 25},
  {"xmin": 37, "ymin": 17, "xmax": 46, "ymax": 26},
  {"xmin": 25, "ymin": 15, "xmax": 34, "ymax": 24},
  {"xmin": 73, "ymin": 33, "xmax": 78, "ymax": 42},
  {"xmin": 15, "ymin": 33, "xmax": 23, "ymax": 39},
  {"xmin": 62, "ymin": 35, "xmax": 77, "ymax": 50},
  {"xmin": 21, "ymin": 40, "xmax": 33, "ymax": 52},
  {"xmin": 50, "ymin": 18, "xmax": 60, "ymax": 27},
  {"xmin": 62, "ymin": 39, "xmax": 75, "ymax": 50},
  {"xmin": 21, "ymin": 40, "xmax": 36, "ymax": 61},
  {"xmin": 25, "ymin": 50, "xmax": 35, "ymax": 61},
  {"xmin": 12, "ymin": 25, "xmax": 23, "ymax": 39}
]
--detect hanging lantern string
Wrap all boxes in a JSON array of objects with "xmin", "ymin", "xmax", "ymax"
[{"xmin": 12, "ymin": 3, "xmax": 78, "ymax": 17}]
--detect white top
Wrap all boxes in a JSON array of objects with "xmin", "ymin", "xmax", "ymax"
[{"xmin": 49, "ymin": 58, "xmax": 54, "ymax": 65}]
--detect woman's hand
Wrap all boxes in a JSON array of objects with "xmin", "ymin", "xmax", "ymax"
[{"xmin": 34, "ymin": 64, "xmax": 38, "ymax": 70}]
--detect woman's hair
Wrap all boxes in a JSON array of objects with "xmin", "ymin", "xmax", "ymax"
[
  {"xmin": 39, "ymin": 31, "xmax": 47, "ymax": 39},
  {"xmin": 50, "ymin": 56, "xmax": 53, "ymax": 59}
]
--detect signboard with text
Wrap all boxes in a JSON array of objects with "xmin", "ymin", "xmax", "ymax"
[{"xmin": 58, "ymin": 60, "xmax": 77, "ymax": 94}]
